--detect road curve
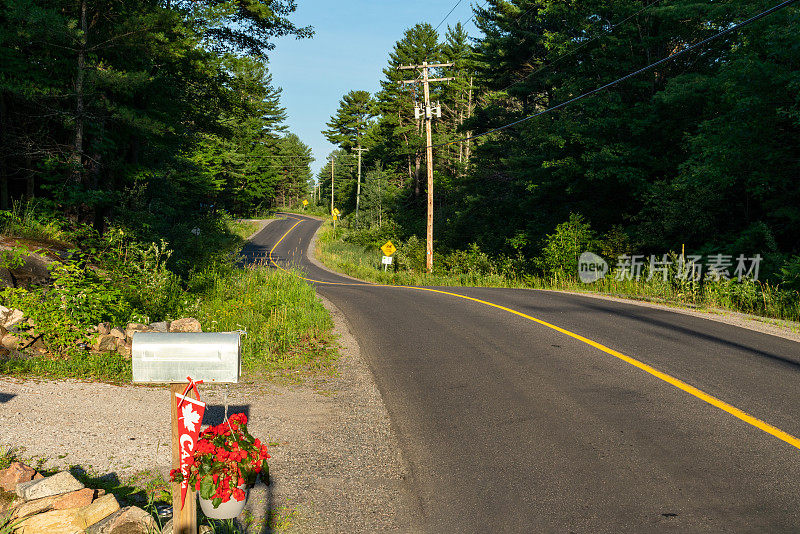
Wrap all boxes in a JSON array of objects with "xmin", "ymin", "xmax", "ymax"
[{"xmin": 243, "ymin": 213, "xmax": 800, "ymax": 533}]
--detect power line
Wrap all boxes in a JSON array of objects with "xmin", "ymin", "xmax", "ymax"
[
  {"xmin": 433, "ymin": 0, "xmax": 798, "ymax": 149},
  {"xmin": 435, "ymin": 0, "xmax": 464, "ymax": 31},
  {"xmin": 493, "ymin": 0, "xmax": 665, "ymax": 97},
  {"xmin": 464, "ymin": 0, "xmax": 489, "ymax": 29}
]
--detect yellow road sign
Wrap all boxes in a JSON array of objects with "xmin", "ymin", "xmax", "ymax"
[
  {"xmin": 333, "ymin": 214, "xmax": 338, "ymax": 221},
  {"xmin": 302, "ymin": 199, "xmax": 308, "ymax": 206},
  {"xmin": 332, "ymin": 208, "xmax": 340, "ymax": 216},
  {"xmin": 381, "ymin": 241, "xmax": 397, "ymax": 256}
]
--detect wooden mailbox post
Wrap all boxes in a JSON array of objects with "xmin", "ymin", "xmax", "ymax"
[{"xmin": 132, "ymin": 332, "xmax": 241, "ymax": 534}]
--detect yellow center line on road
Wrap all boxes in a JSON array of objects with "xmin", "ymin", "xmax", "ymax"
[{"xmin": 268, "ymin": 215, "xmax": 800, "ymax": 452}]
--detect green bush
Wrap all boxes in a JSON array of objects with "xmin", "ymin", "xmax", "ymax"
[
  {"xmin": 538, "ymin": 213, "xmax": 599, "ymax": 280},
  {"xmin": 1, "ymin": 259, "xmax": 133, "ymax": 356}
]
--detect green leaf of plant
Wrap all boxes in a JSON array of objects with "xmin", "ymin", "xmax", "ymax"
[{"xmin": 200, "ymin": 476, "xmax": 215, "ymax": 500}]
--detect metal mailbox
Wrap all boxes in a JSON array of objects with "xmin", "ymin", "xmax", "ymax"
[{"xmin": 131, "ymin": 332, "xmax": 241, "ymax": 384}]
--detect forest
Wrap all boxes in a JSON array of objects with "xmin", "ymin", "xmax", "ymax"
[
  {"xmin": 0, "ymin": 0, "xmax": 314, "ymax": 260},
  {"xmin": 318, "ymin": 0, "xmax": 800, "ymax": 288}
]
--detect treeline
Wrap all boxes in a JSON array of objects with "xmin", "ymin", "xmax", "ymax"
[
  {"xmin": 319, "ymin": 0, "xmax": 800, "ymax": 284},
  {"xmin": 0, "ymin": 0, "xmax": 313, "ymax": 246}
]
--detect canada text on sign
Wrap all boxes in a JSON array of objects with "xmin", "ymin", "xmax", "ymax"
[{"xmin": 381, "ymin": 241, "xmax": 397, "ymax": 256}]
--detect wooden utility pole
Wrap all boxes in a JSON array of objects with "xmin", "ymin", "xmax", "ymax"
[
  {"xmin": 329, "ymin": 155, "xmax": 335, "ymax": 215},
  {"xmin": 353, "ymin": 146, "xmax": 368, "ymax": 228},
  {"xmin": 398, "ymin": 62, "xmax": 453, "ymax": 273}
]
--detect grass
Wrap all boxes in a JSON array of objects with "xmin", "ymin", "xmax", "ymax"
[
  {"xmin": 0, "ymin": 210, "xmax": 337, "ymax": 383},
  {"xmin": 190, "ymin": 263, "xmax": 336, "ymax": 380},
  {"xmin": 0, "ymin": 352, "xmax": 133, "ymax": 383},
  {"xmin": 316, "ymin": 220, "xmax": 800, "ymax": 323},
  {"xmin": 316, "ymin": 221, "xmax": 520, "ymax": 288},
  {"xmin": 0, "ymin": 199, "xmax": 69, "ymax": 245},
  {"xmin": 228, "ymin": 220, "xmax": 263, "ymax": 241}
]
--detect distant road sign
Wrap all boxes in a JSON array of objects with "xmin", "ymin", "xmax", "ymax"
[
  {"xmin": 302, "ymin": 199, "xmax": 308, "ymax": 206},
  {"xmin": 381, "ymin": 241, "xmax": 397, "ymax": 256},
  {"xmin": 332, "ymin": 208, "xmax": 340, "ymax": 216},
  {"xmin": 381, "ymin": 255, "xmax": 393, "ymax": 265}
]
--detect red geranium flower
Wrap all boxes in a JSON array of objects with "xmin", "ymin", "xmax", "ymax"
[{"xmin": 169, "ymin": 412, "xmax": 270, "ymax": 510}]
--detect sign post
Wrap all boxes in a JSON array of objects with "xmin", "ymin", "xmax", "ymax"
[
  {"xmin": 171, "ymin": 383, "xmax": 197, "ymax": 534},
  {"xmin": 332, "ymin": 208, "xmax": 340, "ymax": 235},
  {"xmin": 132, "ymin": 332, "xmax": 241, "ymax": 534},
  {"xmin": 380, "ymin": 241, "xmax": 396, "ymax": 272}
]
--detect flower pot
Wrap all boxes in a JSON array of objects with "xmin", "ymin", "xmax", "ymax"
[{"xmin": 198, "ymin": 485, "xmax": 249, "ymax": 519}]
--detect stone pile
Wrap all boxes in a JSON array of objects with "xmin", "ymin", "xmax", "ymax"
[
  {"xmin": 0, "ymin": 306, "xmax": 202, "ymax": 360},
  {"xmin": 0, "ymin": 462, "xmax": 156, "ymax": 534},
  {"xmin": 91, "ymin": 317, "xmax": 203, "ymax": 358}
]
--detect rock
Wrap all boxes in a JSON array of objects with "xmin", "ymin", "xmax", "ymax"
[
  {"xmin": 94, "ymin": 334, "xmax": 118, "ymax": 352},
  {"xmin": 117, "ymin": 340, "xmax": 132, "ymax": 359},
  {"xmin": 124, "ymin": 323, "xmax": 151, "ymax": 340},
  {"xmin": 148, "ymin": 321, "xmax": 169, "ymax": 333},
  {"xmin": 2, "ymin": 309, "xmax": 24, "ymax": 329},
  {"xmin": 0, "ymin": 462, "xmax": 36, "ymax": 492},
  {"xmin": 85, "ymin": 505, "xmax": 156, "ymax": 534},
  {"xmin": 16, "ymin": 492, "xmax": 118, "ymax": 534},
  {"xmin": 52, "ymin": 487, "xmax": 95, "ymax": 510},
  {"xmin": 0, "ymin": 304, "xmax": 9, "ymax": 320},
  {"xmin": 0, "ymin": 489, "xmax": 18, "ymax": 514},
  {"xmin": 168, "ymin": 318, "xmax": 202, "ymax": 333},
  {"xmin": 11, "ymin": 494, "xmax": 62, "ymax": 520},
  {"xmin": 97, "ymin": 323, "xmax": 112, "ymax": 336},
  {"xmin": 16, "ymin": 471, "xmax": 84, "ymax": 500},
  {"xmin": 0, "ymin": 333, "xmax": 20, "ymax": 350},
  {"xmin": 109, "ymin": 328, "xmax": 125, "ymax": 340}
]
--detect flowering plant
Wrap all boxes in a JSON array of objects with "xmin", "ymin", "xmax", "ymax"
[{"xmin": 170, "ymin": 413, "xmax": 270, "ymax": 509}]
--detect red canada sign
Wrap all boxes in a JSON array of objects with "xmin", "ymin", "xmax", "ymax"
[{"xmin": 175, "ymin": 381, "xmax": 206, "ymax": 509}]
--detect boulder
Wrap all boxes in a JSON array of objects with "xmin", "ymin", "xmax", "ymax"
[
  {"xmin": 2, "ymin": 309, "xmax": 24, "ymax": 329},
  {"xmin": 124, "ymin": 323, "xmax": 151, "ymax": 340},
  {"xmin": 85, "ymin": 505, "xmax": 156, "ymax": 534},
  {"xmin": 0, "ymin": 489, "xmax": 18, "ymax": 515},
  {"xmin": 109, "ymin": 328, "xmax": 125, "ymax": 340},
  {"xmin": 116, "ymin": 340, "xmax": 132, "ymax": 359},
  {"xmin": 94, "ymin": 334, "xmax": 118, "ymax": 352},
  {"xmin": 0, "ymin": 334, "xmax": 20, "ymax": 350},
  {"xmin": 52, "ymin": 487, "xmax": 95, "ymax": 510},
  {"xmin": 0, "ymin": 462, "xmax": 36, "ymax": 492},
  {"xmin": 0, "ymin": 247, "xmax": 54, "ymax": 289},
  {"xmin": 16, "ymin": 492, "xmax": 118, "ymax": 534},
  {"xmin": 11, "ymin": 494, "xmax": 62, "ymax": 520},
  {"xmin": 16, "ymin": 471, "xmax": 84, "ymax": 500},
  {"xmin": 148, "ymin": 321, "xmax": 169, "ymax": 333},
  {"xmin": 168, "ymin": 318, "xmax": 202, "ymax": 333}
]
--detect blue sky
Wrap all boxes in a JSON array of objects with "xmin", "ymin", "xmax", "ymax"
[{"xmin": 267, "ymin": 0, "xmax": 481, "ymax": 178}]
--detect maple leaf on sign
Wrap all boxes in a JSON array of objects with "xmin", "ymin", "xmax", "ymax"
[{"xmin": 181, "ymin": 403, "xmax": 201, "ymax": 433}]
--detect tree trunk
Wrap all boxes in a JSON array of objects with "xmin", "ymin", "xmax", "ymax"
[
  {"xmin": 465, "ymin": 76, "xmax": 473, "ymax": 167},
  {"xmin": 0, "ymin": 92, "xmax": 8, "ymax": 209},
  {"xmin": 25, "ymin": 155, "xmax": 34, "ymax": 199},
  {"xmin": 71, "ymin": 0, "xmax": 88, "ymax": 184}
]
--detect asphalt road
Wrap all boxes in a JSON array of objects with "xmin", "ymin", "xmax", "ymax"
[{"xmin": 243, "ymin": 214, "xmax": 800, "ymax": 533}]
